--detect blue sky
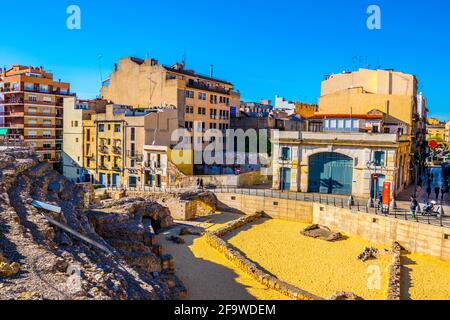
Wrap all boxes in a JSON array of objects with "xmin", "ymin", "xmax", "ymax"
[{"xmin": 1, "ymin": 0, "xmax": 449, "ymax": 120}]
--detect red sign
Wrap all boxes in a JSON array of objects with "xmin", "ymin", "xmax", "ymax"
[
  {"xmin": 429, "ymin": 140, "xmax": 438, "ymax": 150},
  {"xmin": 382, "ymin": 182, "xmax": 391, "ymax": 207}
]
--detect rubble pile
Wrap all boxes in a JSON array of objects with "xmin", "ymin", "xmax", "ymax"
[
  {"xmin": 300, "ymin": 224, "xmax": 343, "ymax": 242},
  {"xmin": 329, "ymin": 292, "xmax": 364, "ymax": 300},
  {"xmin": 357, "ymin": 247, "xmax": 379, "ymax": 262},
  {"xmin": 0, "ymin": 148, "xmax": 181, "ymax": 300}
]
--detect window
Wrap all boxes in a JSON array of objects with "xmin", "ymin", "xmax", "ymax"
[
  {"xmin": 185, "ymin": 106, "xmax": 194, "ymax": 114},
  {"xmin": 39, "ymin": 85, "xmax": 49, "ymax": 92},
  {"xmin": 114, "ymin": 124, "xmax": 121, "ymax": 133},
  {"xmin": 374, "ymin": 151, "xmax": 385, "ymax": 166},
  {"xmin": 210, "ymin": 95, "xmax": 217, "ymax": 104},
  {"xmin": 29, "ymin": 96, "xmax": 37, "ymax": 102},
  {"xmin": 24, "ymin": 83, "xmax": 34, "ymax": 91},
  {"xmin": 281, "ymin": 147, "xmax": 291, "ymax": 161},
  {"xmin": 131, "ymin": 128, "xmax": 136, "ymax": 141},
  {"xmin": 198, "ymin": 92, "xmax": 206, "ymax": 100},
  {"xmin": 198, "ymin": 107, "xmax": 206, "ymax": 115},
  {"xmin": 185, "ymin": 121, "xmax": 193, "ymax": 131},
  {"xmin": 99, "ymin": 124, "xmax": 105, "ymax": 132}
]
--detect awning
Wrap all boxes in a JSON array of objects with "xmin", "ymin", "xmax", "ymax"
[{"xmin": 0, "ymin": 128, "xmax": 8, "ymax": 135}]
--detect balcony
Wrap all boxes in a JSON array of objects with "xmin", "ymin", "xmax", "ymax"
[
  {"xmin": 24, "ymin": 112, "xmax": 57, "ymax": 117},
  {"xmin": 0, "ymin": 111, "xmax": 25, "ymax": 117},
  {"xmin": 99, "ymin": 165, "xmax": 108, "ymax": 171},
  {"xmin": 25, "ymin": 123, "xmax": 59, "ymax": 129},
  {"xmin": 0, "ymin": 123, "xmax": 24, "ymax": 129},
  {"xmin": 112, "ymin": 146, "xmax": 122, "ymax": 155},
  {"xmin": 0, "ymin": 86, "xmax": 74, "ymax": 97},
  {"xmin": 186, "ymin": 81, "xmax": 230, "ymax": 95},
  {"xmin": 0, "ymin": 97, "xmax": 24, "ymax": 105},
  {"xmin": 25, "ymin": 136, "xmax": 56, "ymax": 140},
  {"xmin": 274, "ymin": 131, "xmax": 412, "ymax": 144},
  {"xmin": 112, "ymin": 166, "xmax": 122, "ymax": 172},
  {"xmin": 99, "ymin": 146, "xmax": 109, "ymax": 154},
  {"xmin": 127, "ymin": 151, "xmax": 143, "ymax": 161}
]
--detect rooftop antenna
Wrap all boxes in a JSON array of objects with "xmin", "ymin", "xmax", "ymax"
[
  {"xmin": 98, "ymin": 54, "xmax": 103, "ymax": 84},
  {"xmin": 182, "ymin": 49, "xmax": 186, "ymax": 67}
]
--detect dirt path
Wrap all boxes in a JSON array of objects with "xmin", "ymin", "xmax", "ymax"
[{"xmin": 156, "ymin": 213, "xmax": 288, "ymax": 300}]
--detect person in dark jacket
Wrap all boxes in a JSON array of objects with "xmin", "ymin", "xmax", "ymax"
[
  {"xmin": 435, "ymin": 186, "xmax": 440, "ymax": 200},
  {"xmin": 426, "ymin": 185, "xmax": 432, "ymax": 199}
]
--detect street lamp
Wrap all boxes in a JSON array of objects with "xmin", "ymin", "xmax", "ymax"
[{"xmin": 366, "ymin": 160, "xmax": 387, "ymax": 209}]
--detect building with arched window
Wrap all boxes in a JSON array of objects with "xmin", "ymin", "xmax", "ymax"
[{"xmin": 271, "ymin": 130, "xmax": 411, "ymax": 198}]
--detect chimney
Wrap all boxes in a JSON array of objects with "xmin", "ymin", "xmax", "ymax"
[{"xmin": 210, "ymin": 64, "xmax": 214, "ymax": 78}]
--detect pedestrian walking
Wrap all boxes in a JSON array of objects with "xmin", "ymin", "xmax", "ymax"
[
  {"xmin": 410, "ymin": 197, "xmax": 418, "ymax": 220},
  {"xmin": 435, "ymin": 186, "xmax": 440, "ymax": 200}
]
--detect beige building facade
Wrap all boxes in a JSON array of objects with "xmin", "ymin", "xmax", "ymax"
[
  {"xmin": 271, "ymin": 130, "xmax": 411, "ymax": 198},
  {"xmin": 82, "ymin": 104, "xmax": 179, "ymax": 187},
  {"xmin": 101, "ymin": 58, "xmax": 240, "ymax": 134},
  {"xmin": 62, "ymin": 98, "xmax": 107, "ymax": 183},
  {"xmin": 0, "ymin": 65, "xmax": 73, "ymax": 165},
  {"xmin": 319, "ymin": 68, "xmax": 419, "ymax": 136}
]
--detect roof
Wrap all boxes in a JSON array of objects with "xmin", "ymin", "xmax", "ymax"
[
  {"xmin": 307, "ymin": 114, "xmax": 383, "ymax": 120},
  {"xmin": 163, "ymin": 66, "xmax": 232, "ymax": 85}
]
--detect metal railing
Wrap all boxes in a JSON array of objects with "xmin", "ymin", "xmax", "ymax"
[{"xmin": 103, "ymin": 185, "xmax": 448, "ymax": 228}]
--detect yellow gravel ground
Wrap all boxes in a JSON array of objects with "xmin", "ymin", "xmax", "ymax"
[
  {"xmin": 224, "ymin": 218, "xmax": 391, "ymax": 300},
  {"xmin": 157, "ymin": 213, "xmax": 288, "ymax": 300},
  {"xmin": 401, "ymin": 253, "xmax": 450, "ymax": 300}
]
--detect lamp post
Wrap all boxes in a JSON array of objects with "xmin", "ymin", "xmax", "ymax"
[
  {"xmin": 367, "ymin": 160, "xmax": 387, "ymax": 209},
  {"xmin": 367, "ymin": 161, "xmax": 376, "ymax": 208}
]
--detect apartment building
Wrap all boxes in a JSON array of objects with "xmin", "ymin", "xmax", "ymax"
[
  {"xmin": 82, "ymin": 104, "xmax": 180, "ymax": 187},
  {"xmin": 0, "ymin": 65, "xmax": 73, "ymax": 165},
  {"xmin": 62, "ymin": 98, "xmax": 108, "ymax": 183},
  {"xmin": 319, "ymin": 68, "xmax": 420, "ymax": 135}
]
